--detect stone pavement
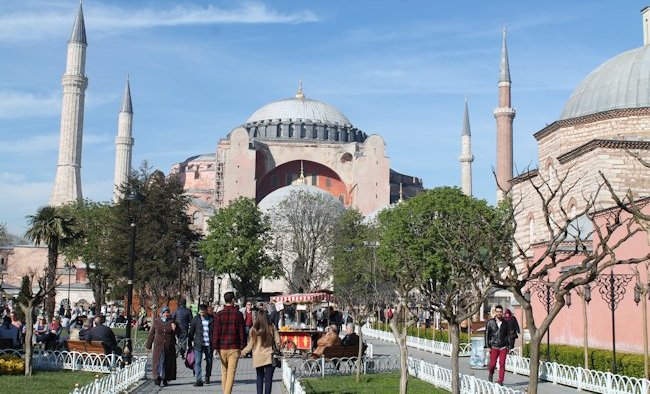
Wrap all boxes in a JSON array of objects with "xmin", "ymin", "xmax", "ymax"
[
  {"xmin": 368, "ymin": 338, "xmax": 580, "ymax": 394},
  {"xmin": 131, "ymin": 354, "xmax": 284, "ymax": 393}
]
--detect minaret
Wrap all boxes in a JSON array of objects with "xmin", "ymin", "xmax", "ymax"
[
  {"xmin": 494, "ymin": 28, "xmax": 515, "ymax": 202},
  {"xmin": 113, "ymin": 77, "xmax": 134, "ymax": 202},
  {"xmin": 459, "ymin": 96, "xmax": 474, "ymax": 196},
  {"xmin": 50, "ymin": 3, "xmax": 88, "ymax": 206}
]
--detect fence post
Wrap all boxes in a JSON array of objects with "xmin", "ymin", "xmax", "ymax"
[
  {"xmin": 552, "ymin": 363, "xmax": 558, "ymax": 384},
  {"xmin": 576, "ymin": 367, "xmax": 582, "ymax": 391},
  {"xmin": 94, "ymin": 374, "xmax": 100, "ymax": 394},
  {"xmin": 605, "ymin": 372, "xmax": 612, "ymax": 393},
  {"xmin": 72, "ymin": 352, "xmax": 77, "ymax": 372},
  {"xmin": 321, "ymin": 356, "xmax": 325, "ymax": 378}
]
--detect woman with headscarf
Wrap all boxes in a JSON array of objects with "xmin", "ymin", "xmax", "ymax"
[
  {"xmin": 145, "ymin": 306, "xmax": 179, "ymax": 386},
  {"xmin": 503, "ymin": 309, "xmax": 520, "ymax": 350}
]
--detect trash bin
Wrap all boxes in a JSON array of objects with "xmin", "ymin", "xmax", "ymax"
[{"xmin": 470, "ymin": 335, "xmax": 487, "ymax": 369}]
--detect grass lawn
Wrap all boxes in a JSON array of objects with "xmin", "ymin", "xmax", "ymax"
[
  {"xmin": 0, "ymin": 370, "xmax": 98, "ymax": 393},
  {"xmin": 301, "ymin": 372, "xmax": 449, "ymax": 394}
]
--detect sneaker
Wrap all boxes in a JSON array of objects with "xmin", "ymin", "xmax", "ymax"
[
  {"xmin": 193, "ymin": 381, "xmax": 203, "ymax": 387},
  {"xmin": 204, "ymin": 377, "xmax": 210, "ymax": 384},
  {"xmin": 488, "ymin": 374, "xmax": 493, "ymax": 383},
  {"xmin": 162, "ymin": 380, "xmax": 168, "ymax": 386},
  {"xmin": 154, "ymin": 378, "xmax": 161, "ymax": 386}
]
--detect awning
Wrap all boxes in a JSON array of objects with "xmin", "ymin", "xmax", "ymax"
[{"xmin": 270, "ymin": 292, "xmax": 335, "ymax": 304}]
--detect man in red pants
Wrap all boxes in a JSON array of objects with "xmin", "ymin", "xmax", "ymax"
[{"xmin": 484, "ymin": 305, "xmax": 511, "ymax": 385}]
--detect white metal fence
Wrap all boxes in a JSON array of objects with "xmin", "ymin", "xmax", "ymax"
[
  {"xmin": 0, "ymin": 349, "xmax": 122, "ymax": 373},
  {"xmin": 362, "ymin": 324, "xmax": 650, "ymax": 394},
  {"xmin": 70, "ymin": 356, "xmax": 147, "ymax": 394}
]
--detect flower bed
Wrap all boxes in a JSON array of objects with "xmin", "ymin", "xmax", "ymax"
[{"xmin": 0, "ymin": 354, "xmax": 25, "ymax": 375}]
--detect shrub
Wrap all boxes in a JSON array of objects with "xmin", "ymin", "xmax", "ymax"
[
  {"xmin": 0, "ymin": 354, "xmax": 25, "ymax": 375},
  {"xmin": 371, "ymin": 322, "xmax": 470, "ymax": 343},
  {"xmin": 523, "ymin": 343, "xmax": 644, "ymax": 378}
]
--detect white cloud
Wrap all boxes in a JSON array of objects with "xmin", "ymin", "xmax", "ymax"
[
  {"xmin": 0, "ymin": 90, "xmax": 60, "ymax": 118},
  {"xmin": 0, "ymin": 2, "xmax": 320, "ymax": 43}
]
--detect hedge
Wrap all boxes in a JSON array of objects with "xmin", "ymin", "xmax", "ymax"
[
  {"xmin": 370, "ymin": 322, "xmax": 470, "ymax": 343},
  {"xmin": 523, "ymin": 343, "xmax": 645, "ymax": 378}
]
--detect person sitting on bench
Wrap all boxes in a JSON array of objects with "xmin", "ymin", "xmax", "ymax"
[
  {"xmin": 85, "ymin": 316, "xmax": 120, "ymax": 355},
  {"xmin": 341, "ymin": 324, "xmax": 359, "ymax": 347},
  {"xmin": 311, "ymin": 324, "xmax": 341, "ymax": 359}
]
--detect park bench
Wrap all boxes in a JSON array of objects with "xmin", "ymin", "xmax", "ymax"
[
  {"xmin": 321, "ymin": 344, "xmax": 365, "ymax": 360},
  {"xmin": 0, "ymin": 338, "xmax": 14, "ymax": 349},
  {"xmin": 66, "ymin": 340, "xmax": 105, "ymax": 354}
]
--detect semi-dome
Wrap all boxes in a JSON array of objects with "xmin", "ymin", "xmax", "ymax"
[
  {"xmin": 247, "ymin": 97, "xmax": 351, "ymax": 125},
  {"xmin": 561, "ymin": 45, "xmax": 650, "ymax": 120},
  {"xmin": 258, "ymin": 184, "xmax": 341, "ymax": 212}
]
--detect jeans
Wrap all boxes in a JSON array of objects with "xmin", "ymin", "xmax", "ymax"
[
  {"xmin": 193, "ymin": 345, "xmax": 212, "ymax": 382},
  {"xmin": 488, "ymin": 347, "xmax": 508, "ymax": 384},
  {"xmin": 256, "ymin": 364, "xmax": 274, "ymax": 394},
  {"xmin": 177, "ymin": 330, "xmax": 188, "ymax": 357},
  {"xmin": 219, "ymin": 349, "xmax": 240, "ymax": 394}
]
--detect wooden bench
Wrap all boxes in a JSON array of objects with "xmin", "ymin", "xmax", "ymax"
[
  {"xmin": 321, "ymin": 344, "xmax": 365, "ymax": 359},
  {"xmin": 66, "ymin": 340, "xmax": 105, "ymax": 354}
]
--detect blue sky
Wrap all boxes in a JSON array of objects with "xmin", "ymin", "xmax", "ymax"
[{"xmin": 1, "ymin": 0, "xmax": 648, "ymax": 234}]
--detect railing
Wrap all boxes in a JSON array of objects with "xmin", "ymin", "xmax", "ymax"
[
  {"xmin": 360, "ymin": 325, "xmax": 650, "ymax": 394},
  {"xmin": 409, "ymin": 357, "xmax": 518, "ymax": 394},
  {"xmin": 505, "ymin": 354, "xmax": 650, "ymax": 394},
  {"xmin": 281, "ymin": 354, "xmax": 512, "ymax": 394},
  {"xmin": 70, "ymin": 356, "xmax": 147, "ymax": 394},
  {"xmin": 0, "ymin": 349, "xmax": 123, "ymax": 373},
  {"xmin": 361, "ymin": 325, "xmax": 472, "ymax": 357}
]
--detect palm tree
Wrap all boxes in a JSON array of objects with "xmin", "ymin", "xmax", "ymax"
[{"xmin": 25, "ymin": 206, "xmax": 76, "ymax": 320}]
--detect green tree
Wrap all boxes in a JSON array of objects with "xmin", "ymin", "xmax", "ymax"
[
  {"xmin": 108, "ymin": 163, "xmax": 200, "ymax": 313},
  {"xmin": 402, "ymin": 187, "xmax": 505, "ymax": 394},
  {"xmin": 60, "ymin": 200, "xmax": 114, "ymax": 307},
  {"xmin": 0, "ymin": 223, "xmax": 8, "ymax": 246},
  {"xmin": 201, "ymin": 197, "xmax": 280, "ymax": 299},
  {"xmin": 24, "ymin": 206, "xmax": 77, "ymax": 320}
]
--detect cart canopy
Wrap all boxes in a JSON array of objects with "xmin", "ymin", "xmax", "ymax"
[{"xmin": 270, "ymin": 292, "xmax": 335, "ymax": 304}]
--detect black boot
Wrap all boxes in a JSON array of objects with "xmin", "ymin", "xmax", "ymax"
[
  {"xmin": 163, "ymin": 380, "xmax": 168, "ymax": 386},
  {"xmin": 154, "ymin": 377, "xmax": 161, "ymax": 386},
  {"xmin": 193, "ymin": 381, "xmax": 203, "ymax": 387},
  {"xmin": 204, "ymin": 377, "xmax": 210, "ymax": 384}
]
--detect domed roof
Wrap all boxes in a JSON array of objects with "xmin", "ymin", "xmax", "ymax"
[
  {"xmin": 258, "ymin": 184, "xmax": 340, "ymax": 212},
  {"xmin": 246, "ymin": 86, "xmax": 351, "ymax": 125},
  {"xmin": 561, "ymin": 46, "xmax": 650, "ymax": 120}
]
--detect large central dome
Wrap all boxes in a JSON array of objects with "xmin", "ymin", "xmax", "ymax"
[
  {"xmin": 247, "ymin": 96, "xmax": 351, "ymax": 125},
  {"xmin": 561, "ymin": 45, "xmax": 650, "ymax": 120}
]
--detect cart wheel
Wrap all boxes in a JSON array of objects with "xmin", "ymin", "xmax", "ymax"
[{"xmin": 281, "ymin": 340, "xmax": 297, "ymax": 357}]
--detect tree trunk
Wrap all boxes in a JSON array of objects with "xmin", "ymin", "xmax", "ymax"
[
  {"xmin": 356, "ymin": 328, "xmax": 364, "ymax": 383},
  {"xmin": 582, "ymin": 295, "xmax": 589, "ymax": 370},
  {"xmin": 643, "ymin": 289, "xmax": 648, "ymax": 379},
  {"xmin": 45, "ymin": 244, "xmax": 58, "ymax": 320},
  {"xmin": 527, "ymin": 335, "xmax": 543, "ymax": 394},
  {"xmin": 389, "ymin": 318, "xmax": 409, "ymax": 394},
  {"xmin": 450, "ymin": 322, "xmax": 461, "ymax": 394},
  {"xmin": 22, "ymin": 304, "xmax": 35, "ymax": 376}
]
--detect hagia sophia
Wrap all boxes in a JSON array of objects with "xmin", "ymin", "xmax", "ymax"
[{"xmin": 1, "ymin": 3, "xmax": 649, "ymax": 355}]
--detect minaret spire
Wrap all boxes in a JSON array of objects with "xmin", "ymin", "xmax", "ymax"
[
  {"xmin": 50, "ymin": 3, "xmax": 88, "ymax": 206},
  {"xmin": 460, "ymin": 95, "xmax": 474, "ymax": 196},
  {"xmin": 296, "ymin": 79, "xmax": 304, "ymax": 99},
  {"xmin": 494, "ymin": 27, "xmax": 515, "ymax": 202},
  {"xmin": 113, "ymin": 77, "xmax": 135, "ymax": 202}
]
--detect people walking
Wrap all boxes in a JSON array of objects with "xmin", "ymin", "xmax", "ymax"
[
  {"xmin": 212, "ymin": 291, "xmax": 246, "ymax": 394},
  {"xmin": 241, "ymin": 310, "xmax": 281, "ymax": 394},
  {"xmin": 172, "ymin": 298, "xmax": 193, "ymax": 359},
  {"xmin": 188, "ymin": 304, "xmax": 214, "ymax": 387},
  {"xmin": 484, "ymin": 305, "xmax": 511, "ymax": 385},
  {"xmin": 145, "ymin": 306, "xmax": 179, "ymax": 387},
  {"xmin": 504, "ymin": 309, "xmax": 520, "ymax": 350}
]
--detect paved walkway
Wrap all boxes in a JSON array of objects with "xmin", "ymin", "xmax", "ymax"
[
  {"xmin": 367, "ymin": 338, "xmax": 580, "ymax": 394},
  {"xmin": 131, "ymin": 354, "xmax": 284, "ymax": 393}
]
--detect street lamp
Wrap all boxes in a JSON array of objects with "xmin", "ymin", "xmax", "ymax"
[
  {"xmin": 176, "ymin": 239, "xmax": 183, "ymax": 300},
  {"xmin": 585, "ymin": 270, "xmax": 634, "ymax": 374},
  {"xmin": 124, "ymin": 191, "xmax": 143, "ymax": 357},
  {"xmin": 197, "ymin": 256, "xmax": 204, "ymax": 306},
  {"xmin": 65, "ymin": 263, "xmax": 75, "ymax": 315},
  {"xmin": 216, "ymin": 276, "xmax": 223, "ymax": 305}
]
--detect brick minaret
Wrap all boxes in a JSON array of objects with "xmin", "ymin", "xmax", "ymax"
[
  {"xmin": 113, "ymin": 77, "xmax": 134, "ymax": 202},
  {"xmin": 50, "ymin": 4, "xmax": 88, "ymax": 206},
  {"xmin": 494, "ymin": 28, "xmax": 515, "ymax": 202},
  {"xmin": 459, "ymin": 96, "xmax": 474, "ymax": 196}
]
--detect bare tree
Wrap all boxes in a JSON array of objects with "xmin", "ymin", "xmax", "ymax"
[
  {"xmin": 484, "ymin": 169, "xmax": 650, "ymax": 394},
  {"xmin": 271, "ymin": 189, "xmax": 344, "ymax": 292},
  {"xmin": 17, "ymin": 273, "xmax": 55, "ymax": 376}
]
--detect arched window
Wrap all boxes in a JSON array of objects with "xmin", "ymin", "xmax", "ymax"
[
  {"xmin": 568, "ymin": 198, "xmax": 577, "ymax": 218},
  {"xmin": 527, "ymin": 214, "xmax": 535, "ymax": 244}
]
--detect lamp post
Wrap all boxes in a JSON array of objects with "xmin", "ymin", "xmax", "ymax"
[
  {"xmin": 176, "ymin": 239, "xmax": 183, "ymax": 300},
  {"xmin": 197, "ymin": 256, "xmax": 204, "ymax": 306},
  {"xmin": 124, "ymin": 191, "xmax": 143, "ymax": 357},
  {"xmin": 584, "ymin": 270, "xmax": 634, "ymax": 374},
  {"xmin": 65, "ymin": 263, "xmax": 75, "ymax": 314},
  {"xmin": 216, "ymin": 276, "xmax": 223, "ymax": 306},
  {"xmin": 525, "ymin": 280, "xmax": 555, "ymax": 363}
]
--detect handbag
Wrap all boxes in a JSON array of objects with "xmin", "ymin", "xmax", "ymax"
[
  {"xmin": 184, "ymin": 347, "xmax": 195, "ymax": 370},
  {"xmin": 271, "ymin": 328, "xmax": 282, "ymax": 368}
]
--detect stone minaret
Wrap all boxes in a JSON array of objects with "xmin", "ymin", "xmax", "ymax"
[
  {"xmin": 50, "ymin": 4, "xmax": 88, "ymax": 206},
  {"xmin": 113, "ymin": 77, "xmax": 134, "ymax": 202},
  {"xmin": 459, "ymin": 96, "xmax": 474, "ymax": 196},
  {"xmin": 494, "ymin": 28, "xmax": 515, "ymax": 202}
]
